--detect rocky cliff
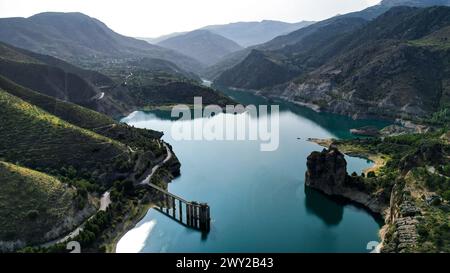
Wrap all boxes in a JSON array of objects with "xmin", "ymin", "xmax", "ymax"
[
  {"xmin": 304, "ymin": 146, "xmax": 429, "ymax": 252},
  {"xmin": 305, "ymin": 147, "xmax": 388, "ymax": 214}
]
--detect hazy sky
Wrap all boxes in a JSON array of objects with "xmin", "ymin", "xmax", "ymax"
[{"xmin": 0, "ymin": 0, "xmax": 381, "ymax": 37}]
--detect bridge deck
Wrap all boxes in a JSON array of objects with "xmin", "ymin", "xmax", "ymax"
[{"xmin": 145, "ymin": 182, "xmax": 210, "ymax": 232}]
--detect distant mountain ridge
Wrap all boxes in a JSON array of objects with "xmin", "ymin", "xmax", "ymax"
[
  {"xmin": 210, "ymin": 0, "xmax": 450, "ymax": 81},
  {"xmin": 142, "ymin": 20, "xmax": 315, "ymax": 48},
  {"xmin": 215, "ymin": 16, "xmax": 368, "ymax": 89},
  {"xmin": 157, "ymin": 30, "xmax": 243, "ymax": 66},
  {"xmin": 217, "ymin": 6, "xmax": 450, "ymax": 121},
  {"xmin": 0, "ymin": 12, "xmax": 204, "ymax": 73},
  {"xmin": 138, "ymin": 32, "xmax": 187, "ymax": 44},
  {"xmin": 201, "ymin": 20, "xmax": 315, "ymax": 47}
]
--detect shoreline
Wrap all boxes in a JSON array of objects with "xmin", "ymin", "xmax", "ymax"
[
  {"xmin": 221, "ymin": 85, "xmax": 429, "ymax": 127},
  {"xmin": 108, "ymin": 143, "xmax": 175, "ymax": 253},
  {"xmin": 307, "ymin": 138, "xmax": 388, "ymax": 175},
  {"xmin": 32, "ymin": 138, "xmax": 177, "ymax": 253},
  {"xmin": 108, "ymin": 201, "xmax": 155, "ymax": 253},
  {"xmin": 306, "ymin": 138, "xmax": 391, "ymax": 251}
]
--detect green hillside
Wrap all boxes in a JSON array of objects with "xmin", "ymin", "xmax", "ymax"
[
  {"xmin": 125, "ymin": 75, "xmax": 235, "ymax": 107},
  {"xmin": 0, "ymin": 89, "xmax": 132, "ymax": 185},
  {"xmin": 0, "ymin": 161, "xmax": 92, "ymax": 247},
  {"xmin": 0, "ymin": 75, "xmax": 112, "ymax": 129},
  {"xmin": 410, "ymin": 25, "xmax": 450, "ymax": 50},
  {"xmin": 0, "ymin": 76, "xmax": 164, "ymax": 152},
  {"xmin": 0, "ymin": 69, "xmax": 173, "ymax": 252}
]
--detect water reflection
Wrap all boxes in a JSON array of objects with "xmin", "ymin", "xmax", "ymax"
[
  {"xmin": 304, "ymin": 186, "xmax": 344, "ymax": 226},
  {"xmin": 218, "ymin": 87, "xmax": 391, "ymax": 139}
]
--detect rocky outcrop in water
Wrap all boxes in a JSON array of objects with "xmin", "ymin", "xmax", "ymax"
[
  {"xmin": 304, "ymin": 146, "xmax": 430, "ymax": 252},
  {"xmin": 305, "ymin": 147, "xmax": 347, "ymax": 192},
  {"xmin": 305, "ymin": 147, "xmax": 388, "ymax": 214}
]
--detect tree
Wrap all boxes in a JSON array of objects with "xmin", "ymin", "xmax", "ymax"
[{"xmin": 26, "ymin": 210, "xmax": 39, "ymax": 220}]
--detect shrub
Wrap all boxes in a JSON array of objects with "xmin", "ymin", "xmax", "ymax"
[
  {"xmin": 26, "ymin": 210, "xmax": 39, "ymax": 220},
  {"xmin": 442, "ymin": 190, "xmax": 450, "ymax": 201}
]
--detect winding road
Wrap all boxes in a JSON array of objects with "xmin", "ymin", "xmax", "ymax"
[
  {"xmin": 40, "ymin": 141, "xmax": 172, "ymax": 248},
  {"xmin": 99, "ymin": 191, "xmax": 111, "ymax": 211},
  {"xmin": 140, "ymin": 142, "xmax": 172, "ymax": 185},
  {"xmin": 40, "ymin": 191, "xmax": 112, "ymax": 247}
]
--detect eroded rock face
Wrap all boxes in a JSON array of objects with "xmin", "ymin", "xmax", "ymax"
[
  {"xmin": 305, "ymin": 147, "xmax": 388, "ymax": 214},
  {"xmin": 305, "ymin": 147, "xmax": 348, "ymax": 194},
  {"xmin": 382, "ymin": 184, "xmax": 421, "ymax": 253},
  {"xmin": 261, "ymin": 40, "xmax": 449, "ymax": 121}
]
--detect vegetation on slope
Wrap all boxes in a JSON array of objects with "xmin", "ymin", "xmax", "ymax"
[
  {"xmin": 330, "ymin": 130, "xmax": 450, "ymax": 252},
  {"xmin": 0, "ymin": 42, "xmax": 127, "ymax": 116},
  {"xmin": 0, "ymin": 89, "xmax": 132, "ymax": 186},
  {"xmin": 0, "ymin": 72, "xmax": 178, "ymax": 252},
  {"xmin": 125, "ymin": 73, "xmax": 235, "ymax": 107},
  {"xmin": 19, "ymin": 170, "xmax": 172, "ymax": 253},
  {"xmin": 0, "ymin": 76, "xmax": 164, "ymax": 152},
  {"xmin": 0, "ymin": 161, "xmax": 92, "ymax": 247}
]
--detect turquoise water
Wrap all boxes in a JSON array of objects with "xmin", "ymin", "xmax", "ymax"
[{"xmin": 117, "ymin": 88, "xmax": 389, "ymax": 253}]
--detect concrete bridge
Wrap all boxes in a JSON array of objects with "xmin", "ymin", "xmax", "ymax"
[{"xmin": 145, "ymin": 182, "xmax": 211, "ymax": 232}]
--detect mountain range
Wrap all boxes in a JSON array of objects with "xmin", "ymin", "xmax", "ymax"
[
  {"xmin": 141, "ymin": 20, "xmax": 314, "ymax": 69},
  {"xmin": 210, "ymin": 0, "xmax": 450, "ymax": 81},
  {"xmin": 0, "ymin": 12, "xmax": 204, "ymax": 74},
  {"xmin": 201, "ymin": 20, "xmax": 315, "ymax": 47},
  {"xmin": 213, "ymin": 0, "xmax": 450, "ymax": 121},
  {"xmin": 141, "ymin": 20, "xmax": 315, "ymax": 48},
  {"xmin": 157, "ymin": 30, "xmax": 243, "ymax": 66}
]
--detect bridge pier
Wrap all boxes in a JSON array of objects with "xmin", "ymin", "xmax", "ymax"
[
  {"xmin": 186, "ymin": 203, "xmax": 191, "ymax": 226},
  {"xmin": 172, "ymin": 196, "xmax": 176, "ymax": 218},
  {"xmin": 146, "ymin": 182, "xmax": 210, "ymax": 232},
  {"xmin": 179, "ymin": 199, "xmax": 183, "ymax": 222},
  {"xmin": 199, "ymin": 203, "xmax": 210, "ymax": 232},
  {"xmin": 192, "ymin": 202, "xmax": 198, "ymax": 229}
]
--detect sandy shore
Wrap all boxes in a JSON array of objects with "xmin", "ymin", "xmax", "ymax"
[{"xmin": 307, "ymin": 138, "xmax": 387, "ymax": 175}]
